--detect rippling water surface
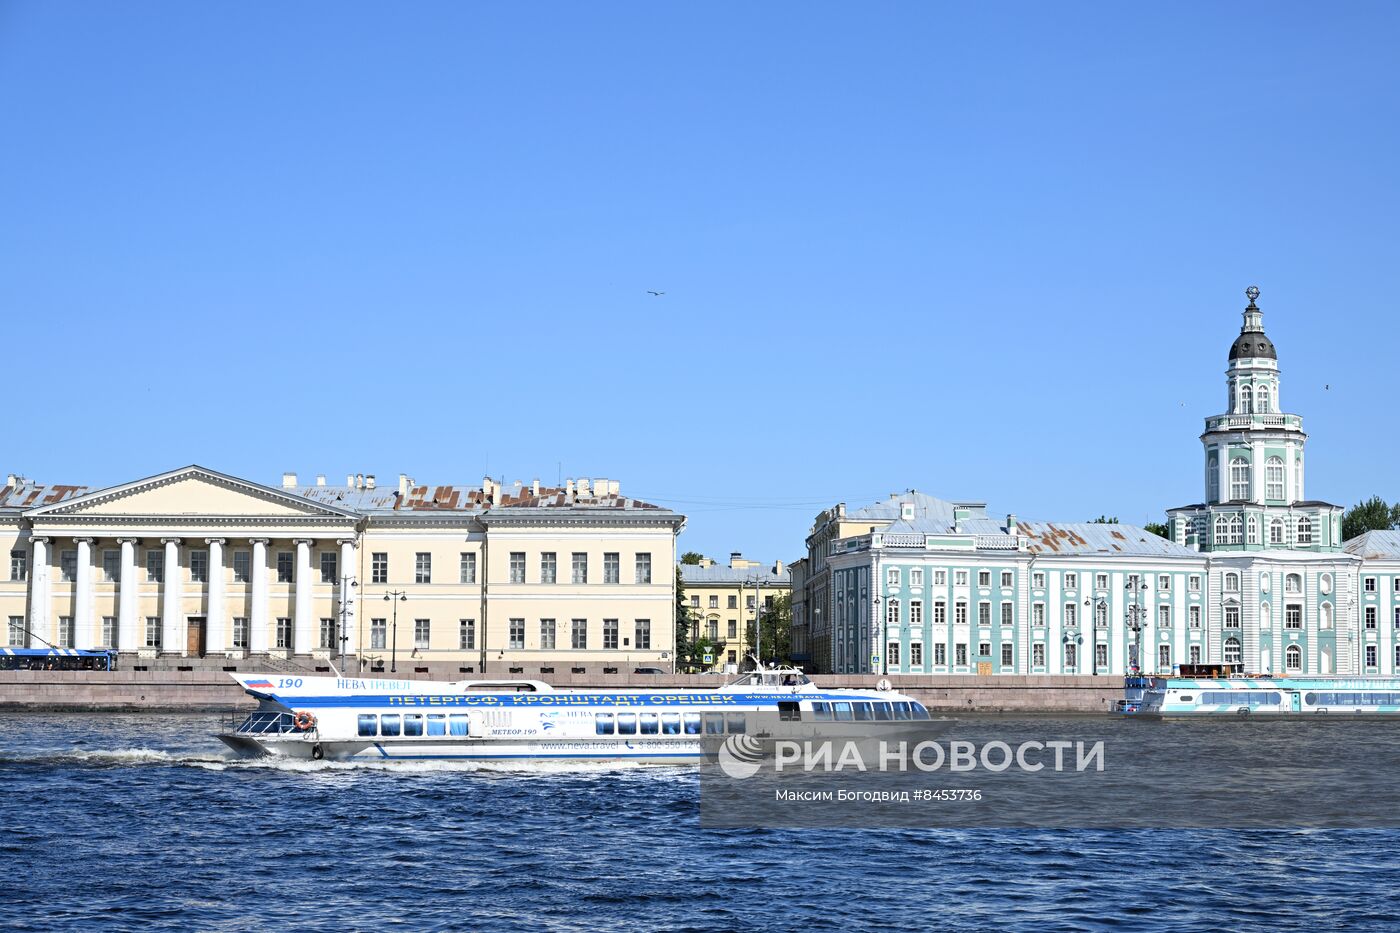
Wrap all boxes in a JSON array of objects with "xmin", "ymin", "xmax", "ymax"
[{"xmin": 5, "ymin": 712, "xmax": 1399, "ymax": 932}]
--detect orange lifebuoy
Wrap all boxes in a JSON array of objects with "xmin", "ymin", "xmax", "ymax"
[{"xmin": 294, "ymin": 710, "xmax": 316, "ymax": 731}]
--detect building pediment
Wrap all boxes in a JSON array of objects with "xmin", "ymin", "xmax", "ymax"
[{"xmin": 24, "ymin": 465, "xmax": 361, "ymax": 522}]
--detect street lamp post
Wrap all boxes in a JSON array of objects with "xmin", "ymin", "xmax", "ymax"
[
  {"xmin": 872, "ymin": 595, "xmax": 889, "ymax": 676},
  {"xmin": 382, "ymin": 590, "xmax": 408, "ymax": 673},
  {"xmin": 1125, "ymin": 578, "xmax": 1149, "ymax": 674},
  {"xmin": 1062, "ymin": 632, "xmax": 1083, "ymax": 673},
  {"xmin": 337, "ymin": 573, "xmax": 358, "ymax": 669}
]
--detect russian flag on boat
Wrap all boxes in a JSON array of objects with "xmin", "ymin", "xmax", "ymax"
[{"xmin": 245, "ymin": 679, "xmax": 275, "ymax": 689}]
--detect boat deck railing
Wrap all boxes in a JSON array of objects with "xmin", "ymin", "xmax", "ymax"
[{"xmin": 226, "ymin": 709, "xmax": 298, "ymax": 735}]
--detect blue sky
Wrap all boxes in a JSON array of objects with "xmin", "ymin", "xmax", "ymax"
[{"xmin": 2, "ymin": 2, "xmax": 1397, "ymax": 562}]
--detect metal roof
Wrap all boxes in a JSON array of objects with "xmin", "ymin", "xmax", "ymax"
[
  {"xmin": 0, "ymin": 481, "xmax": 88, "ymax": 514},
  {"xmin": 1018, "ymin": 521, "xmax": 1197, "ymax": 558},
  {"xmin": 679, "ymin": 564, "xmax": 791, "ymax": 585},
  {"xmin": 1344, "ymin": 530, "xmax": 1400, "ymax": 560}
]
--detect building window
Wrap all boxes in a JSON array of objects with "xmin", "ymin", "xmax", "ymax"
[
  {"xmin": 1258, "ymin": 384, "xmax": 1271, "ymax": 414},
  {"xmin": 1064, "ymin": 602, "xmax": 1077, "ymax": 627},
  {"xmin": 1247, "ymin": 516, "xmax": 1258, "ymax": 545},
  {"xmin": 1364, "ymin": 577, "xmax": 1377, "ymax": 593},
  {"xmin": 1189, "ymin": 645, "xmax": 1201, "ymax": 664},
  {"xmin": 102, "ymin": 550, "xmax": 120, "ymax": 582},
  {"xmin": 1002, "ymin": 643, "xmax": 1015, "ymax": 668},
  {"xmin": 888, "ymin": 641, "xmax": 901, "ymax": 667},
  {"xmin": 8, "ymin": 616, "xmax": 26, "ymax": 647},
  {"xmin": 1296, "ymin": 518, "xmax": 1313, "ymax": 545},
  {"xmin": 276, "ymin": 552, "xmax": 293, "ymax": 583},
  {"xmin": 276, "ymin": 617, "xmax": 292, "ymax": 650},
  {"xmin": 1394, "ymin": 607, "xmax": 1400, "ymax": 629},
  {"xmin": 1065, "ymin": 643, "xmax": 1077, "ymax": 671},
  {"xmin": 1270, "ymin": 519, "xmax": 1285, "ymax": 545},
  {"xmin": 1224, "ymin": 572, "xmax": 1239, "ymax": 593},
  {"xmin": 1095, "ymin": 643, "xmax": 1108, "ymax": 669},
  {"xmin": 1032, "ymin": 603, "xmax": 1045, "ymax": 627},
  {"xmin": 232, "ymin": 617, "xmax": 248, "ymax": 649},
  {"xmin": 1064, "ymin": 572, "xmax": 1077, "ymax": 590},
  {"xmin": 747, "ymin": 595, "xmax": 756, "ymax": 610},
  {"xmin": 1366, "ymin": 607, "xmax": 1377, "ymax": 630},
  {"xmin": 570, "ymin": 618, "xmax": 587, "ymax": 650},
  {"xmin": 885, "ymin": 599, "xmax": 899, "ymax": 627},
  {"xmin": 955, "ymin": 643, "xmax": 968, "ymax": 666},
  {"xmin": 319, "ymin": 618, "xmax": 337, "ymax": 650},
  {"xmin": 1158, "ymin": 605, "xmax": 1171, "ymax": 627},
  {"xmin": 932, "ymin": 601, "xmax": 946, "ymax": 625},
  {"xmin": 59, "ymin": 550, "xmax": 77, "ymax": 582},
  {"xmin": 1188, "ymin": 575, "xmax": 1200, "ymax": 592},
  {"xmin": 1032, "ymin": 572, "xmax": 1044, "ymax": 589},
  {"xmin": 1285, "ymin": 605, "xmax": 1302, "ymax": 629},
  {"xmin": 1230, "ymin": 458, "xmax": 1250, "ymax": 500},
  {"xmin": 539, "ymin": 552, "xmax": 556, "ymax": 585},
  {"xmin": 727, "ymin": 619, "xmax": 737, "ymax": 638},
  {"xmin": 910, "ymin": 569, "xmax": 923, "ymax": 587},
  {"xmin": 459, "ymin": 619, "xmax": 476, "ymax": 650},
  {"xmin": 100, "ymin": 615, "xmax": 116, "ymax": 647},
  {"xmin": 1093, "ymin": 602, "xmax": 1107, "ymax": 628},
  {"xmin": 1285, "ymin": 573, "xmax": 1302, "ymax": 594},
  {"xmin": 1190, "ymin": 606, "xmax": 1202, "ymax": 629},
  {"xmin": 371, "ymin": 619, "xmax": 387, "ymax": 650},
  {"xmin": 933, "ymin": 570, "xmax": 947, "ymax": 586},
  {"xmin": 145, "ymin": 616, "xmax": 161, "ymax": 649},
  {"xmin": 509, "ymin": 552, "xmax": 526, "ymax": 584},
  {"xmin": 372, "ymin": 552, "xmax": 388, "ymax": 584},
  {"xmin": 1209, "ymin": 466, "xmax": 1219, "ymax": 502},
  {"xmin": 572, "ymin": 553, "xmax": 588, "ymax": 584},
  {"xmin": 1285, "ymin": 644, "xmax": 1301, "ymax": 671},
  {"xmin": 415, "ymin": 552, "xmax": 432, "ymax": 584},
  {"xmin": 955, "ymin": 570, "xmax": 968, "ymax": 587},
  {"xmin": 414, "ymin": 619, "xmax": 430, "ymax": 650},
  {"xmin": 604, "ymin": 553, "xmax": 620, "ymax": 584},
  {"xmin": 724, "ymin": 595, "xmax": 736, "ymax": 609},
  {"xmin": 319, "ymin": 552, "xmax": 336, "ymax": 584},
  {"xmin": 635, "ymin": 553, "xmax": 652, "ymax": 584},
  {"xmin": 1002, "ymin": 571, "xmax": 1013, "ymax": 588},
  {"xmin": 1266, "ymin": 457, "xmax": 1285, "ymax": 500},
  {"xmin": 1240, "ymin": 383, "xmax": 1253, "ymax": 413},
  {"xmin": 635, "ymin": 619, "xmax": 651, "ymax": 650},
  {"xmin": 886, "ymin": 567, "xmax": 900, "ymax": 587},
  {"xmin": 509, "ymin": 618, "xmax": 526, "ymax": 650},
  {"xmin": 708, "ymin": 595, "xmax": 719, "ymax": 610},
  {"xmin": 934, "ymin": 644, "xmax": 947, "ymax": 666},
  {"xmin": 977, "ymin": 641, "xmax": 991, "ymax": 658},
  {"xmin": 707, "ymin": 619, "xmax": 718, "ymax": 640},
  {"xmin": 978, "ymin": 570, "xmax": 991, "ymax": 587},
  {"xmin": 1001, "ymin": 602, "xmax": 1013, "ymax": 626},
  {"xmin": 459, "ymin": 552, "xmax": 477, "ymax": 584},
  {"xmin": 603, "ymin": 618, "xmax": 619, "ymax": 650},
  {"xmin": 909, "ymin": 642, "xmax": 923, "ymax": 667},
  {"xmin": 10, "ymin": 552, "xmax": 26, "ymax": 581},
  {"xmin": 231, "ymin": 551, "xmax": 250, "ymax": 583},
  {"xmin": 1032, "ymin": 643, "xmax": 1045, "ymax": 667},
  {"xmin": 1158, "ymin": 574, "xmax": 1170, "ymax": 591},
  {"xmin": 1095, "ymin": 573, "xmax": 1108, "ymax": 590},
  {"xmin": 1158, "ymin": 644, "xmax": 1171, "ymax": 670},
  {"xmin": 1224, "ymin": 637, "xmax": 1242, "ymax": 664},
  {"xmin": 955, "ymin": 602, "xmax": 968, "ymax": 625},
  {"xmin": 689, "ymin": 595, "xmax": 699, "ymax": 608},
  {"xmin": 1366, "ymin": 644, "xmax": 1378, "ymax": 669},
  {"xmin": 910, "ymin": 601, "xmax": 923, "ymax": 627}
]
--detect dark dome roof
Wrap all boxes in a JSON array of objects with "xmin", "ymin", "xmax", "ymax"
[{"xmin": 1229, "ymin": 332, "xmax": 1277, "ymax": 361}]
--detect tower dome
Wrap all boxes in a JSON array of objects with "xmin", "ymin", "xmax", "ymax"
[{"xmin": 1229, "ymin": 286, "xmax": 1276, "ymax": 360}]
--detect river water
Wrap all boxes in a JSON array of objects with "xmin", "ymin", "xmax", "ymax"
[{"xmin": 5, "ymin": 712, "xmax": 1398, "ymax": 932}]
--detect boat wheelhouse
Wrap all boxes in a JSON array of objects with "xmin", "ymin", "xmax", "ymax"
[{"xmin": 217, "ymin": 667, "xmax": 949, "ymax": 763}]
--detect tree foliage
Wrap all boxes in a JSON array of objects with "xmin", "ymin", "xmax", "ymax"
[
  {"xmin": 680, "ymin": 551, "xmax": 704, "ymax": 565},
  {"xmin": 1143, "ymin": 521, "xmax": 1170, "ymax": 539},
  {"xmin": 1342, "ymin": 496, "xmax": 1400, "ymax": 542},
  {"xmin": 746, "ymin": 592, "xmax": 793, "ymax": 668},
  {"xmin": 1089, "ymin": 515, "xmax": 1119, "ymax": 524}
]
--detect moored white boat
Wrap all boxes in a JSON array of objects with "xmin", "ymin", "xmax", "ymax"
[
  {"xmin": 1117, "ymin": 664, "xmax": 1400, "ymax": 719},
  {"xmin": 217, "ymin": 668, "xmax": 950, "ymax": 763}
]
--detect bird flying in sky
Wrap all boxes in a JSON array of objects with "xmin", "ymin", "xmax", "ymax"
[{"xmin": 647, "ymin": 290, "xmax": 665, "ymax": 296}]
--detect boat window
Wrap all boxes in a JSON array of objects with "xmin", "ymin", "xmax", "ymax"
[
  {"xmin": 778, "ymin": 702, "xmax": 801, "ymax": 722},
  {"xmin": 704, "ymin": 713, "xmax": 725, "ymax": 735},
  {"xmin": 357, "ymin": 714, "xmax": 378, "ymax": 737},
  {"xmin": 1269, "ymin": 692, "xmax": 1281, "ymax": 705},
  {"xmin": 426, "ymin": 714, "xmax": 446, "ymax": 736},
  {"xmin": 595, "ymin": 713, "xmax": 615, "ymax": 735},
  {"xmin": 894, "ymin": 702, "xmax": 912, "ymax": 721},
  {"xmin": 912, "ymin": 703, "xmax": 930, "ymax": 720},
  {"xmin": 833, "ymin": 702, "xmax": 853, "ymax": 722},
  {"xmin": 404, "ymin": 714, "xmax": 424, "ymax": 737},
  {"xmin": 617, "ymin": 713, "xmax": 637, "ymax": 735},
  {"xmin": 1178, "ymin": 696, "xmax": 1194, "ymax": 703},
  {"xmin": 661, "ymin": 713, "xmax": 681, "ymax": 735},
  {"xmin": 1304, "ymin": 693, "xmax": 1317, "ymax": 705},
  {"xmin": 853, "ymin": 703, "xmax": 873, "ymax": 721},
  {"xmin": 726, "ymin": 713, "xmax": 746, "ymax": 734},
  {"xmin": 380, "ymin": 714, "xmax": 401, "ymax": 737},
  {"xmin": 874, "ymin": 702, "xmax": 893, "ymax": 721},
  {"xmin": 683, "ymin": 713, "xmax": 702, "ymax": 735},
  {"xmin": 640, "ymin": 713, "xmax": 659, "ymax": 735},
  {"xmin": 811, "ymin": 702, "xmax": 829, "ymax": 721},
  {"xmin": 449, "ymin": 714, "xmax": 469, "ymax": 736}
]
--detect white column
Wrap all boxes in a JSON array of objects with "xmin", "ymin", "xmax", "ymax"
[
  {"xmin": 28, "ymin": 537, "xmax": 50, "ymax": 647},
  {"xmin": 162, "ymin": 538, "xmax": 182, "ymax": 654},
  {"xmin": 1250, "ymin": 441, "xmax": 1261, "ymax": 502},
  {"xmin": 74, "ymin": 538, "xmax": 95, "ymax": 649},
  {"xmin": 293, "ymin": 539, "xmax": 314, "ymax": 655},
  {"xmin": 338, "ymin": 538, "xmax": 357, "ymax": 656},
  {"xmin": 249, "ymin": 539, "xmax": 270, "ymax": 653},
  {"xmin": 117, "ymin": 538, "xmax": 139, "ymax": 652},
  {"xmin": 206, "ymin": 538, "xmax": 226, "ymax": 656}
]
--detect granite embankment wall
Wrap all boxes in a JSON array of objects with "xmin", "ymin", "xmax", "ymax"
[{"xmin": 0, "ymin": 670, "xmax": 1120, "ymax": 714}]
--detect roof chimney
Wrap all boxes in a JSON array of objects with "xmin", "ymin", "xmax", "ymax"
[
  {"xmin": 837, "ymin": 502, "xmax": 846, "ymax": 519},
  {"xmin": 5, "ymin": 474, "xmax": 15, "ymax": 489},
  {"xmin": 282, "ymin": 472, "xmax": 297, "ymax": 489},
  {"xmin": 593, "ymin": 478, "xmax": 607, "ymax": 498},
  {"xmin": 346, "ymin": 474, "xmax": 355, "ymax": 488},
  {"xmin": 578, "ymin": 478, "xmax": 591, "ymax": 497},
  {"xmin": 1007, "ymin": 513, "xmax": 1018, "ymax": 535},
  {"xmin": 315, "ymin": 474, "xmax": 326, "ymax": 487},
  {"xmin": 356, "ymin": 473, "xmax": 364, "ymax": 489},
  {"xmin": 365, "ymin": 474, "xmax": 376, "ymax": 490},
  {"xmin": 729, "ymin": 552, "xmax": 743, "ymax": 568},
  {"xmin": 773, "ymin": 559, "xmax": 784, "ymax": 575},
  {"xmin": 565, "ymin": 479, "xmax": 575, "ymax": 499},
  {"xmin": 609, "ymin": 480, "xmax": 619, "ymax": 496},
  {"xmin": 399, "ymin": 473, "xmax": 410, "ymax": 497},
  {"xmin": 531, "ymin": 479, "xmax": 540, "ymax": 496}
]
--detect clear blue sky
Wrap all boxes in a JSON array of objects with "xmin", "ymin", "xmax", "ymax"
[{"xmin": 2, "ymin": 2, "xmax": 1397, "ymax": 562}]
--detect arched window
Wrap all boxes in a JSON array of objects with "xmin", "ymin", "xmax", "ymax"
[
  {"xmin": 886, "ymin": 598, "xmax": 899, "ymax": 627},
  {"xmin": 1270, "ymin": 518, "xmax": 1286, "ymax": 545},
  {"xmin": 1228, "ymin": 514, "xmax": 1242, "ymax": 544},
  {"xmin": 1247, "ymin": 515, "xmax": 1258, "ymax": 544},
  {"xmin": 1224, "ymin": 572, "xmax": 1239, "ymax": 593},
  {"xmin": 1285, "ymin": 573, "xmax": 1302, "ymax": 594},
  {"xmin": 1224, "ymin": 637, "xmax": 1241, "ymax": 664},
  {"xmin": 1214, "ymin": 515, "xmax": 1229, "ymax": 545},
  {"xmin": 1285, "ymin": 644, "xmax": 1302, "ymax": 671},
  {"xmin": 1266, "ymin": 457, "xmax": 1285, "ymax": 500},
  {"xmin": 1297, "ymin": 517, "xmax": 1313, "ymax": 545},
  {"xmin": 1258, "ymin": 384, "xmax": 1271, "ymax": 413},
  {"xmin": 1240, "ymin": 384, "xmax": 1253, "ymax": 413},
  {"xmin": 1230, "ymin": 458, "xmax": 1251, "ymax": 500}
]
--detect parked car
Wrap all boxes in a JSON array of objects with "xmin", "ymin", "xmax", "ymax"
[{"xmin": 633, "ymin": 667, "xmax": 667, "ymax": 675}]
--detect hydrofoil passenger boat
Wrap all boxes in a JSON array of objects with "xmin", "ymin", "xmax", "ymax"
[
  {"xmin": 1117, "ymin": 663, "xmax": 1400, "ymax": 719},
  {"xmin": 217, "ymin": 668, "xmax": 949, "ymax": 763}
]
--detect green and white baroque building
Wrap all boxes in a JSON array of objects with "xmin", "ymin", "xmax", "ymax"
[{"xmin": 792, "ymin": 289, "xmax": 1400, "ymax": 677}]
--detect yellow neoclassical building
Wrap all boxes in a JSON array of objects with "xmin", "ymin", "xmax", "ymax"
[
  {"xmin": 679, "ymin": 553, "xmax": 790, "ymax": 671},
  {"xmin": 0, "ymin": 465, "xmax": 684, "ymax": 673}
]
